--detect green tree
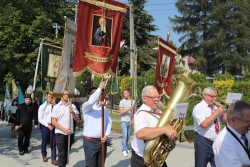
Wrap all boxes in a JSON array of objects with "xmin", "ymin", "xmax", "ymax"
[
  {"xmin": 171, "ymin": 0, "xmax": 250, "ymax": 75},
  {"xmin": 208, "ymin": 0, "xmax": 250, "ymax": 74},
  {"xmin": 119, "ymin": 0, "xmax": 158, "ymax": 76},
  {"xmin": 0, "ymin": 0, "xmax": 75, "ymax": 93}
]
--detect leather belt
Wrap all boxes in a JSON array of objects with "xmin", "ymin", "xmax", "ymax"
[{"xmin": 83, "ymin": 136, "xmax": 101, "ymax": 141}]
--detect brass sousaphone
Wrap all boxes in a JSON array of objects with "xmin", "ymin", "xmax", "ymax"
[{"xmin": 144, "ymin": 74, "xmax": 199, "ymax": 167}]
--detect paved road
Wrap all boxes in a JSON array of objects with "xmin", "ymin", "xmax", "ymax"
[{"xmin": 0, "ymin": 121, "xmax": 197, "ymax": 167}]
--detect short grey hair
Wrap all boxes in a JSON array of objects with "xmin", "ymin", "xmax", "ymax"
[
  {"xmin": 202, "ymin": 87, "xmax": 217, "ymax": 97},
  {"xmin": 227, "ymin": 100, "xmax": 250, "ymax": 119},
  {"xmin": 141, "ymin": 85, "xmax": 157, "ymax": 101}
]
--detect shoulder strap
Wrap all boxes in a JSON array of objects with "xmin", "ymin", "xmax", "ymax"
[
  {"xmin": 226, "ymin": 125, "xmax": 250, "ymax": 160},
  {"xmin": 136, "ymin": 109, "xmax": 162, "ymax": 117}
]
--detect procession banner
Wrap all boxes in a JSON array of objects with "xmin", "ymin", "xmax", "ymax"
[
  {"xmin": 12, "ymin": 79, "xmax": 18, "ymax": 99},
  {"xmin": 41, "ymin": 41, "xmax": 62, "ymax": 92},
  {"xmin": 17, "ymin": 85, "xmax": 24, "ymax": 104},
  {"xmin": 4, "ymin": 82, "xmax": 10, "ymax": 111},
  {"xmin": 73, "ymin": 0, "xmax": 127, "ymax": 77},
  {"xmin": 53, "ymin": 18, "xmax": 76, "ymax": 97},
  {"xmin": 154, "ymin": 38, "xmax": 177, "ymax": 97}
]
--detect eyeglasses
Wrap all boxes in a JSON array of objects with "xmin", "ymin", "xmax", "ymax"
[
  {"xmin": 146, "ymin": 95, "xmax": 160, "ymax": 100},
  {"xmin": 235, "ymin": 117, "xmax": 250, "ymax": 123},
  {"xmin": 206, "ymin": 93, "xmax": 217, "ymax": 98}
]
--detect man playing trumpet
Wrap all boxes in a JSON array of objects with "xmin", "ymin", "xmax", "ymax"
[{"xmin": 192, "ymin": 87, "xmax": 227, "ymax": 167}]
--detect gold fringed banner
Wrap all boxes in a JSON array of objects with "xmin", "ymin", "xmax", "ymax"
[
  {"xmin": 73, "ymin": 0, "xmax": 127, "ymax": 77},
  {"xmin": 154, "ymin": 38, "xmax": 177, "ymax": 97}
]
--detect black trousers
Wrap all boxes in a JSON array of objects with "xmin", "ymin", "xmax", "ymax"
[
  {"xmin": 131, "ymin": 149, "xmax": 167, "ymax": 167},
  {"xmin": 56, "ymin": 133, "xmax": 74, "ymax": 167},
  {"xmin": 194, "ymin": 133, "xmax": 215, "ymax": 167},
  {"xmin": 17, "ymin": 128, "xmax": 32, "ymax": 152},
  {"xmin": 83, "ymin": 138, "xmax": 107, "ymax": 167}
]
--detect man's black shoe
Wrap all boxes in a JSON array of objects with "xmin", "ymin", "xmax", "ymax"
[
  {"xmin": 19, "ymin": 151, "xmax": 24, "ymax": 156},
  {"xmin": 24, "ymin": 150, "xmax": 29, "ymax": 154}
]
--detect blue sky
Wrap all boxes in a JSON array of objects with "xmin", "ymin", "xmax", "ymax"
[{"xmin": 119, "ymin": 0, "xmax": 181, "ymax": 47}]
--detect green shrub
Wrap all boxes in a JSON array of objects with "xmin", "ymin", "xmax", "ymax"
[
  {"xmin": 188, "ymin": 73, "xmax": 212, "ymax": 91},
  {"xmin": 213, "ymin": 80, "xmax": 234, "ymax": 99},
  {"xmin": 242, "ymin": 72, "xmax": 250, "ymax": 82},
  {"xmin": 184, "ymin": 95, "xmax": 202, "ymax": 142},
  {"xmin": 214, "ymin": 73, "xmax": 234, "ymax": 81},
  {"xmin": 231, "ymin": 81, "xmax": 250, "ymax": 102}
]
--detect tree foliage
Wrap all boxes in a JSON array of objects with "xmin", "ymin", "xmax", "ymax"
[
  {"xmin": 171, "ymin": 0, "xmax": 250, "ymax": 75},
  {"xmin": 119, "ymin": 0, "xmax": 158, "ymax": 76},
  {"xmin": 0, "ymin": 0, "xmax": 75, "ymax": 94}
]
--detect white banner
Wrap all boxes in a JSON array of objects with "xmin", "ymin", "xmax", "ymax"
[{"xmin": 53, "ymin": 17, "xmax": 76, "ymax": 95}]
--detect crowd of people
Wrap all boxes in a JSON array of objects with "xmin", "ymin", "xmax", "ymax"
[{"xmin": 1, "ymin": 82, "xmax": 250, "ymax": 167}]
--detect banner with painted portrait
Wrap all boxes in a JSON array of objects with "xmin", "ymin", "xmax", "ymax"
[
  {"xmin": 73, "ymin": 0, "xmax": 127, "ymax": 77},
  {"xmin": 41, "ymin": 41, "xmax": 62, "ymax": 91},
  {"xmin": 155, "ymin": 38, "xmax": 177, "ymax": 97}
]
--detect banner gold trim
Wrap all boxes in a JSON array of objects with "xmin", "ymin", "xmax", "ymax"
[
  {"xmin": 157, "ymin": 80, "xmax": 167, "ymax": 88},
  {"xmin": 43, "ymin": 42, "xmax": 62, "ymax": 49},
  {"xmin": 73, "ymin": 66, "xmax": 115, "ymax": 77},
  {"xmin": 81, "ymin": 0, "xmax": 126, "ymax": 13},
  {"xmin": 159, "ymin": 41, "xmax": 177, "ymax": 55},
  {"xmin": 85, "ymin": 52, "xmax": 113, "ymax": 62}
]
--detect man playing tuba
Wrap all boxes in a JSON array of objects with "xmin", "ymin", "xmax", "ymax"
[{"xmin": 131, "ymin": 85, "xmax": 177, "ymax": 167}]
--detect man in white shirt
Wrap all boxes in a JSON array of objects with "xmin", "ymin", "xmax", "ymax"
[
  {"xmin": 51, "ymin": 90, "xmax": 79, "ymax": 167},
  {"xmin": 213, "ymin": 100, "xmax": 250, "ymax": 167},
  {"xmin": 131, "ymin": 85, "xmax": 177, "ymax": 167},
  {"xmin": 82, "ymin": 80, "xmax": 112, "ymax": 167},
  {"xmin": 38, "ymin": 92, "xmax": 57, "ymax": 165},
  {"xmin": 192, "ymin": 87, "xmax": 226, "ymax": 167},
  {"xmin": 119, "ymin": 89, "xmax": 134, "ymax": 157}
]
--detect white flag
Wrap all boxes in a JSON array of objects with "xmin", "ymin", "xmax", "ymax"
[{"xmin": 53, "ymin": 17, "xmax": 76, "ymax": 96}]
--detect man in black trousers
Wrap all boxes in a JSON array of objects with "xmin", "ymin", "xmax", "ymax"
[{"xmin": 15, "ymin": 93, "xmax": 38, "ymax": 155}]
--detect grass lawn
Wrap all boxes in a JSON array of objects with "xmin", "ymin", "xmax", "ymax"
[
  {"xmin": 110, "ymin": 111, "xmax": 122, "ymax": 133},
  {"xmin": 110, "ymin": 111, "xmax": 134, "ymax": 134}
]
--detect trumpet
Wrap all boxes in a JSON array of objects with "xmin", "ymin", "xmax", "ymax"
[{"xmin": 213, "ymin": 100, "xmax": 229, "ymax": 112}]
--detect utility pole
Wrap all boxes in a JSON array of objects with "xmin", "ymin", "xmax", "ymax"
[{"xmin": 129, "ymin": 2, "xmax": 137, "ymax": 104}]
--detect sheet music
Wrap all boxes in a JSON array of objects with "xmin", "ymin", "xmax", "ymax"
[
  {"xmin": 173, "ymin": 103, "xmax": 189, "ymax": 119},
  {"xmin": 225, "ymin": 92, "xmax": 243, "ymax": 104}
]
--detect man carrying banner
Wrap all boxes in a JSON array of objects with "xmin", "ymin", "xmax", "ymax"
[
  {"xmin": 51, "ymin": 90, "xmax": 79, "ymax": 167},
  {"xmin": 82, "ymin": 80, "xmax": 112, "ymax": 167},
  {"xmin": 38, "ymin": 92, "xmax": 57, "ymax": 165}
]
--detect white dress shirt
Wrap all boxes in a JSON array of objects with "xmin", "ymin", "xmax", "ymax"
[
  {"xmin": 193, "ymin": 99, "xmax": 222, "ymax": 141},
  {"xmin": 38, "ymin": 101, "xmax": 52, "ymax": 127},
  {"xmin": 82, "ymin": 88, "xmax": 112, "ymax": 138},
  {"xmin": 131, "ymin": 104, "xmax": 161, "ymax": 157},
  {"xmin": 51, "ymin": 101, "xmax": 79, "ymax": 135},
  {"xmin": 213, "ymin": 125, "xmax": 250, "ymax": 167}
]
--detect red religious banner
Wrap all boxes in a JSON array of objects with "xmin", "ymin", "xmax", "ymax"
[
  {"xmin": 73, "ymin": 0, "xmax": 127, "ymax": 77},
  {"xmin": 154, "ymin": 38, "xmax": 177, "ymax": 97}
]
